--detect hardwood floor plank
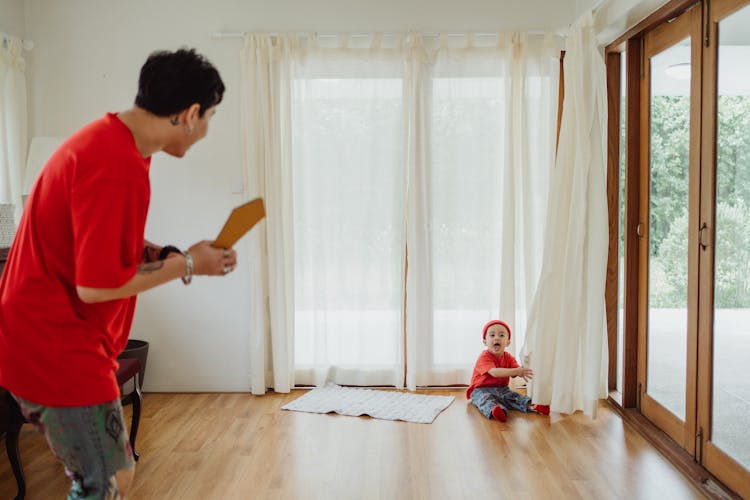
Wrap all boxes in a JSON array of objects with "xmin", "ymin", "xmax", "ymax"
[{"xmin": 0, "ymin": 390, "xmax": 710, "ymax": 499}]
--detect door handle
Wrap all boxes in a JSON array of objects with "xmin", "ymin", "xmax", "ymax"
[{"xmin": 699, "ymin": 222, "xmax": 709, "ymax": 250}]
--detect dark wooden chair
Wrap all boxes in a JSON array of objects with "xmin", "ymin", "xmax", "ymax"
[
  {"xmin": 0, "ymin": 387, "xmax": 26, "ymax": 500},
  {"xmin": 1, "ymin": 246, "xmax": 25, "ymax": 499},
  {"xmin": 116, "ymin": 357, "xmax": 143, "ymax": 461},
  {"xmin": 0, "ymin": 359, "xmax": 143, "ymax": 499}
]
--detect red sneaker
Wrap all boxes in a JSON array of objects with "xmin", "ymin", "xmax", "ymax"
[
  {"xmin": 530, "ymin": 403, "xmax": 550, "ymax": 415},
  {"xmin": 491, "ymin": 405, "xmax": 507, "ymax": 422}
]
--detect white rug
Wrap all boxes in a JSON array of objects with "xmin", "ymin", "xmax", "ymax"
[{"xmin": 281, "ymin": 384, "xmax": 454, "ymax": 424}]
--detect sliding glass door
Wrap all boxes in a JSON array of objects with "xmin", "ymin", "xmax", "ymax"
[
  {"xmin": 634, "ymin": 1, "xmax": 750, "ymax": 495},
  {"xmin": 696, "ymin": 0, "xmax": 750, "ymax": 495},
  {"xmin": 639, "ymin": 3, "xmax": 702, "ymax": 454}
]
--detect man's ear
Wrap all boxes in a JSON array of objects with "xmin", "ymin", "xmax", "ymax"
[
  {"xmin": 175, "ymin": 103, "xmax": 201, "ymax": 134},
  {"xmin": 175, "ymin": 103, "xmax": 201, "ymax": 125},
  {"xmin": 186, "ymin": 103, "xmax": 201, "ymax": 123}
]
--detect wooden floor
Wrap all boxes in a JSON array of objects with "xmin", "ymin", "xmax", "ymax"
[{"xmin": 1, "ymin": 390, "xmax": 708, "ymax": 500}]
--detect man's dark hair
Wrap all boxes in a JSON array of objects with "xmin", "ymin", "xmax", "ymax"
[{"xmin": 135, "ymin": 48, "xmax": 225, "ymax": 117}]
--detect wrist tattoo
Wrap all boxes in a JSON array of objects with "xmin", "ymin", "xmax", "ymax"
[
  {"xmin": 138, "ymin": 261, "xmax": 165, "ymax": 274},
  {"xmin": 143, "ymin": 244, "xmax": 160, "ymax": 263}
]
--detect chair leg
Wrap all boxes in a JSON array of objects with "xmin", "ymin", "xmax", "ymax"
[
  {"xmin": 129, "ymin": 379, "xmax": 142, "ymax": 462},
  {"xmin": 6, "ymin": 395, "xmax": 26, "ymax": 500}
]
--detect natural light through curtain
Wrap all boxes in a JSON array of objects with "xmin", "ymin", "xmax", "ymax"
[
  {"xmin": 0, "ymin": 34, "xmax": 27, "ymax": 223},
  {"xmin": 240, "ymin": 33, "xmax": 562, "ymax": 391},
  {"xmin": 240, "ymin": 35, "xmax": 298, "ymax": 395},
  {"xmin": 292, "ymin": 42, "xmax": 407, "ymax": 387},
  {"xmin": 408, "ymin": 35, "xmax": 560, "ymax": 388}
]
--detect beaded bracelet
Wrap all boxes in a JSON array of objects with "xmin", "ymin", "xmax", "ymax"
[{"xmin": 181, "ymin": 252, "xmax": 193, "ymax": 285}]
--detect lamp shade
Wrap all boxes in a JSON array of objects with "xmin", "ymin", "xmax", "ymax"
[{"xmin": 24, "ymin": 136, "xmax": 62, "ymax": 194}]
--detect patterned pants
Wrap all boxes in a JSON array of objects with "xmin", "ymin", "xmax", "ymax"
[
  {"xmin": 470, "ymin": 386, "xmax": 532, "ymax": 419},
  {"xmin": 13, "ymin": 394, "xmax": 134, "ymax": 500}
]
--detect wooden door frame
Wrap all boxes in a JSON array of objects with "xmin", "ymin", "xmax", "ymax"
[
  {"xmin": 604, "ymin": 42, "xmax": 643, "ymax": 409},
  {"xmin": 605, "ymin": 49, "xmax": 621, "ymax": 394},
  {"xmin": 605, "ymin": 0, "xmax": 749, "ymax": 497},
  {"xmin": 638, "ymin": 3, "xmax": 703, "ymax": 454},
  {"xmin": 605, "ymin": 0, "xmax": 716, "ymax": 414},
  {"xmin": 696, "ymin": 0, "xmax": 750, "ymax": 496}
]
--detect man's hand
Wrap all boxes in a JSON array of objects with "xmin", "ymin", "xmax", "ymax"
[{"xmin": 186, "ymin": 240, "xmax": 238, "ymax": 276}]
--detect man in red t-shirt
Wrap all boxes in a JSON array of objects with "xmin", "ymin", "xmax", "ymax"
[
  {"xmin": 0, "ymin": 48, "xmax": 235, "ymax": 498},
  {"xmin": 467, "ymin": 320, "xmax": 550, "ymax": 422}
]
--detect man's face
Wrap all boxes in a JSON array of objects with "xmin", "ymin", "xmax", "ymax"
[
  {"xmin": 164, "ymin": 105, "xmax": 217, "ymax": 158},
  {"xmin": 191, "ymin": 106, "xmax": 216, "ymax": 144},
  {"xmin": 483, "ymin": 324, "xmax": 510, "ymax": 355}
]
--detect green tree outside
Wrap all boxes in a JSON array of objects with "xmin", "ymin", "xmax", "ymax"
[{"xmin": 650, "ymin": 95, "xmax": 750, "ymax": 308}]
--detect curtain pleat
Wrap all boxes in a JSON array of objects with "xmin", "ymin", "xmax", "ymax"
[
  {"xmin": 241, "ymin": 35, "xmax": 298, "ymax": 394},
  {"xmin": 0, "ymin": 35, "xmax": 28, "ymax": 224},
  {"xmin": 522, "ymin": 13, "xmax": 609, "ymax": 417}
]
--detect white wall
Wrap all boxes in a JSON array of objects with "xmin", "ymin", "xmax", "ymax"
[
  {"xmin": 577, "ymin": 0, "xmax": 602, "ymax": 15},
  {"xmin": 595, "ymin": 0, "xmax": 670, "ymax": 45},
  {"xmin": 0, "ymin": 0, "xmax": 24, "ymax": 36},
  {"xmin": 13, "ymin": 0, "xmax": 660, "ymax": 391}
]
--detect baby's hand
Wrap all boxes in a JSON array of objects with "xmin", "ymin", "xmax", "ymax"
[{"xmin": 517, "ymin": 367, "xmax": 534, "ymax": 381}]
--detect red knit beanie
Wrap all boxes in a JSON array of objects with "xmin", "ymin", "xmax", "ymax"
[{"xmin": 482, "ymin": 320, "xmax": 511, "ymax": 342}]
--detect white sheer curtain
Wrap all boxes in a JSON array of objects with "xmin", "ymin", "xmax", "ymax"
[
  {"xmin": 240, "ymin": 35, "xmax": 298, "ymax": 394},
  {"xmin": 291, "ymin": 35, "xmax": 408, "ymax": 387},
  {"xmin": 241, "ymin": 34, "xmax": 408, "ymax": 391},
  {"xmin": 240, "ymin": 32, "xmax": 562, "ymax": 392},
  {"xmin": 0, "ymin": 34, "xmax": 27, "ymax": 223},
  {"xmin": 406, "ymin": 33, "xmax": 560, "ymax": 389},
  {"xmin": 522, "ymin": 12, "xmax": 609, "ymax": 417}
]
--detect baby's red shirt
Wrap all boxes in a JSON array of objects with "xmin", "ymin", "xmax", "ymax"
[{"xmin": 466, "ymin": 350, "xmax": 520, "ymax": 399}]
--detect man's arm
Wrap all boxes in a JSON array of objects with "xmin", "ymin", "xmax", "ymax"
[
  {"xmin": 78, "ymin": 255, "xmax": 188, "ymax": 303},
  {"xmin": 76, "ymin": 240, "xmax": 237, "ymax": 303}
]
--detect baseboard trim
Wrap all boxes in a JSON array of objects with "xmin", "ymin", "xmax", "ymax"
[{"xmin": 608, "ymin": 398, "xmax": 740, "ymax": 500}]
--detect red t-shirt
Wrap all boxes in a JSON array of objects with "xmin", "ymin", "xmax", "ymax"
[
  {"xmin": 0, "ymin": 113, "xmax": 151, "ymax": 406},
  {"xmin": 466, "ymin": 350, "xmax": 520, "ymax": 399}
]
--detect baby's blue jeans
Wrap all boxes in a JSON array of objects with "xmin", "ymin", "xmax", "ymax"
[{"xmin": 470, "ymin": 386, "xmax": 532, "ymax": 419}]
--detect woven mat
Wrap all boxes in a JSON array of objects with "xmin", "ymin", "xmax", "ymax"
[{"xmin": 281, "ymin": 384, "xmax": 454, "ymax": 424}]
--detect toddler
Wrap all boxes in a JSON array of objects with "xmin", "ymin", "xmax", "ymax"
[{"xmin": 467, "ymin": 320, "xmax": 550, "ymax": 421}]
